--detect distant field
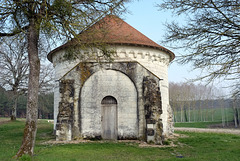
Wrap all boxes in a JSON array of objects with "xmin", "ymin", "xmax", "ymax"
[
  {"xmin": 1, "ymin": 118, "xmax": 240, "ymax": 161},
  {"xmin": 173, "ymin": 107, "xmax": 235, "ymax": 123},
  {"xmin": 174, "ymin": 121, "xmax": 223, "ymax": 128}
]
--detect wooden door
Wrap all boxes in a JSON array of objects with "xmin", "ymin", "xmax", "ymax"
[{"xmin": 101, "ymin": 96, "xmax": 117, "ymax": 140}]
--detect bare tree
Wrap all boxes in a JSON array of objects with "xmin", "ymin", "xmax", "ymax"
[
  {"xmin": 0, "ymin": 36, "xmax": 29, "ymax": 120},
  {"xmin": 189, "ymin": 84, "xmax": 198, "ymax": 122},
  {"xmin": 232, "ymin": 95, "xmax": 240, "ymax": 127},
  {"xmin": 169, "ymin": 82, "xmax": 194, "ymax": 122},
  {"xmin": 158, "ymin": 0, "xmax": 240, "ymax": 95},
  {"xmin": 0, "ymin": 0, "xmax": 129, "ymax": 157},
  {"xmin": 169, "ymin": 81, "xmax": 220, "ymax": 122},
  {"xmin": 39, "ymin": 62, "xmax": 54, "ymax": 93},
  {"xmin": 169, "ymin": 82, "xmax": 181, "ymax": 122},
  {"xmin": 0, "ymin": 36, "xmax": 54, "ymax": 120}
]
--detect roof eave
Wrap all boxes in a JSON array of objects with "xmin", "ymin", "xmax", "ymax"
[{"xmin": 47, "ymin": 42, "xmax": 175, "ymax": 63}]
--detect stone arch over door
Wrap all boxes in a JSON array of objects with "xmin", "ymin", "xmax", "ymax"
[{"xmin": 80, "ymin": 69, "xmax": 138, "ymax": 139}]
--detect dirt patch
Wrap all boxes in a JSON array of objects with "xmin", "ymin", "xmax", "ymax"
[
  {"xmin": 208, "ymin": 122, "xmax": 240, "ymax": 129},
  {"xmin": 175, "ymin": 127, "xmax": 240, "ymax": 135},
  {"xmin": 0, "ymin": 120, "xmax": 10, "ymax": 125},
  {"xmin": 43, "ymin": 134, "xmax": 183, "ymax": 148}
]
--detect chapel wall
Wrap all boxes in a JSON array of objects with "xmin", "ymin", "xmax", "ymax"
[
  {"xmin": 80, "ymin": 69, "xmax": 138, "ymax": 139},
  {"xmin": 55, "ymin": 62, "xmax": 165, "ymax": 143},
  {"xmin": 52, "ymin": 45, "xmax": 173, "ymax": 136}
]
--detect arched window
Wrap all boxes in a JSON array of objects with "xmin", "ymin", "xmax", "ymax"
[{"xmin": 101, "ymin": 96, "xmax": 117, "ymax": 104}]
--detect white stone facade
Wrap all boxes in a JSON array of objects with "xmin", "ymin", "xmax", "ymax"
[
  {"xmin": 81, "ymin": 70, "xmax": 138, "ymax": 138},
  {"xmin": 51, "ymin": 45, "xmax": 173, "ymax": 142}
]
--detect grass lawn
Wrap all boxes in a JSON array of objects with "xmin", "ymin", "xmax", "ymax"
[
  {"xmin": 174, "ymin": 121, "xmax": 222, "ymax": 128},
  {"xmin": 174, "ymin": 108, "xmax": 234, "ymax": 123},
  {"xmin": 0, "ymin": 118, "xmax": 240, "ymax": 161}
]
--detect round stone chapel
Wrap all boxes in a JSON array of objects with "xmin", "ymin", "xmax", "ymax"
[{"xmin": 48, "ymin": 15, "xmax": 175, "ymax": 144}]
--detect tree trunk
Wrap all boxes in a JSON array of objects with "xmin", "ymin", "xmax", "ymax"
[
  {"xmin": 237, "ymin": 108, "xmax": 240, "ymax": 127},
  {"xmin": 221, "ymin": 102, "xmax": 225, "ymax": 127},
  {"xmin": 211, "ymin": 102, "xmax": 214, "ymax": 122},
  {"xmin": 198, "ymin": 101, "xmax": 202, "ymax": 122},
  {"xmin": 201, "ymin": 109, "xmax": 203, "ymax": 122},
  {"xmin": 205, "ymin": 103, "xmax": 208, "ymax": 122},
  {"xmin": 180, "ymin": 106, "xmax": 183, "ymax": 122},
  {"xmin": 10, "ymin": 97, "xmax": 17, "ymax": 121},
  {"xmin": 15, "ymin": 18, "xmax": 40, "ymax": 158},
  {"xmin": 174, "ymin": 111, "xmax": 178, "ymax": 122},
  {"xmin": 233, "ymin": 99, "xmax": 239, "ymax": 128},
  {"xmin": 188, "ymin": 103, "xmax": 191, "ymax": 122},
  {"xmin": 211, "ymin": 110, "xmax": 214, "ymax": 122},
  {"xmin": 11, "ymin": 91, "xmax": 18, "ymax": 121},
  {"xmin": 184, "ymin": 107, "xmax": 188, "ymax": 122},
  {"xmin": 226, "ymin": 109, "xmax": 228, "ymax": 126},
  {"xmin": 193, "ymin": 104, "xmax": 196, "ymax": 122}
]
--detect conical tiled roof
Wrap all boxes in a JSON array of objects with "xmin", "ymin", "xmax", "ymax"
[{"xmin": 47, "ymin": 15, "xmax": 175, "ymax": 62}]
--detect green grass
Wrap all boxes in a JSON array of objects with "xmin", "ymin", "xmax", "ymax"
[
  {"xmin": 174, "ymin": 121, "xmax": 222, "ymax": 128},
  {"xmin": 174, "ymin": 108, "xmax": 234, "ymax": 123},
  {"xmin": 174, "ymin": 131, "xmax": 240, "ymax": 161},
  {"xmin": 0, "ymin": 119, "xmax": 54, "ymax": 161},
  {"xmin": 1, "ymin": 118, "xmax": 240, "ymax": 161},
  {"xmin": 0, "ymin": 120, "xmax": 25, "ymax": 160},
  {"xmin": 35, "ymin": 143, "xmax": 173, "ymax": 161}
]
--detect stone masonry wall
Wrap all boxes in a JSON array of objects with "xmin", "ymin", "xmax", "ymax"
[
  {"xmin": 55, "ymin": 61, "xmax": 165, "ymax": 144},
  {"xmin": 143, "ymin": 76, "xmax": 163, "ymax": 144},
  {"xmin": 52, "ymin": 45, "xmax": 173, "ymax": 137}
]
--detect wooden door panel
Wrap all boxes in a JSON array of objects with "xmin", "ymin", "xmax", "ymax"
[{"xmin": 102, "ymin": 104, "xmax": 117, "ymax": 140}]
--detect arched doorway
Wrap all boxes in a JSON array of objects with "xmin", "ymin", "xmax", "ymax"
[
  {"xmin": 101, "ymin": 96, "xmax": 117, "ymax": 140},
  {"xmin": 80, "ymin": 69, "xmax": 138, "ymax": 139}
]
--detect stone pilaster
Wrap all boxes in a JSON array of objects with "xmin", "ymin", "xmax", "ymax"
[
  {"xmin": 143, "ymin": 76, "xmax": 163, "ymax": 144},
  {"xmin": 56, "ymin": 80, "xmax": 75, "ymax": 141}
]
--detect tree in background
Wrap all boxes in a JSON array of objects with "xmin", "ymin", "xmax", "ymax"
[
  {"xmin": 0, "ymin": 36, "xmax": 54, "ymax": 121},
  {"xmin": 232, "ymin": 95, "xmax": 240, "ymax": 127},
  {"xmin": 0, "ymin": 86, "xmax": 11, "ymax": 116},
  {"xmin": 169, "ymin": 82, "xmax": 181, "ymax": 122},
  {"xmin": 169, "ymin": 82, "xmax": 219, "ymax": 122},
  {"xmin": 0, "ymin": 36, "xmax": 29, "ymax": 121},
  {"xmin": 158, "ymin": 0, "xmax": 240, "ymax": 96},
  {"xmin": 0, "ymin": 0, "xmax": 129, "ymax": 158},
  {"xmin": 38, "ymin": 93, "xmax": 54, "ymax": 119}
]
